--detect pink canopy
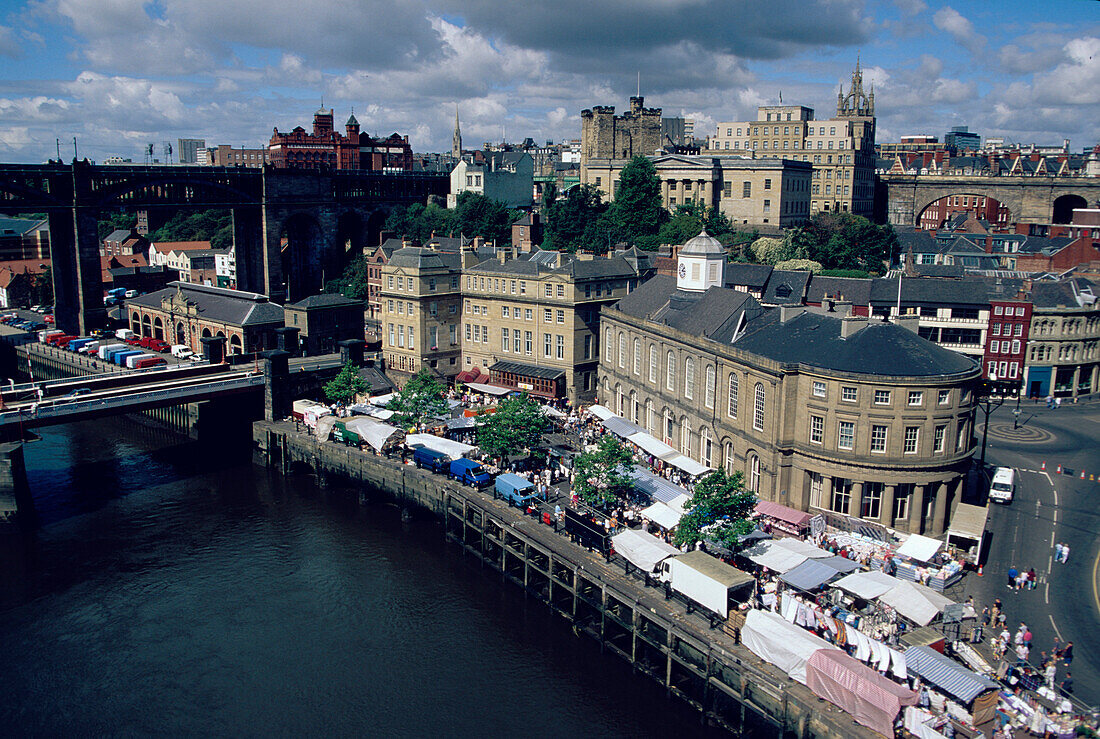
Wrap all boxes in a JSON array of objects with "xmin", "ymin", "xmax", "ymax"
[
  {"xmin": 754, "ymin": 500, "xmax": 812, "ymax": 527},
  {"xmin": 806, "ymin": 649, "xmax": 918, "ymax": 737}
]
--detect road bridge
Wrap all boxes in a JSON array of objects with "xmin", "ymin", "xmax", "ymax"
[{"xmin": 0, "ymin": 162, "xmax": 447, "ymax": 335}]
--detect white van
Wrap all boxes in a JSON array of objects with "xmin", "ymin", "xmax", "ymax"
[
  {"xmin": 990, "ymin": 467, "xmax": 1015, "ymax": 503},
  {"xmin": 170, "ymin": 344, "xmax": 193, "ymax": 359}
]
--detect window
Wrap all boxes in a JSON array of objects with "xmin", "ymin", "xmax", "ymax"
[
  {"xmin": 992, "ymin": 323, "xmax": 1001, "ymax": 336},
  {"xmin": 742, "ymin": 181, "xmax": 751, "ymax": 198},
  {"xmin": 388, "ymin": 323, "xmax": 394, "ymax": 346},
  {"xmin": 904, "ymin": 426, "xmax": 919, "ymax": 454},
  {"xmin": 407, "ymin": 325, "xmax": 414, "ymax": 348},
  {"xmin": 618, "ymin": 333, "xmax": 626, "ymax": 367},
  {"xmin": 557, "ymin": 285, "xmax": 564, "ymax": 297},
  {"xmin": 837, "ymin": 421, "xmax": 854, "ymax": 450},
  {"xmin": 870, "ymin": 425, "xmax": 887, "ymax": 453},
  {"xmin": 387, "ymin": 276, "xmax": 393, "ymax": 289},
  {"xmin": 990, "ymin": 340, "xmax": 999, "ymax": 353},
  {"xmin": 524, "ymin": 331, "xmax": 532, "ymax": 355},
  {"xmin": 933, "ymin": 425, "xmax": 946, "ymax": 453},
  {"xmin": 1011, "ymin": 340, "xmax": 1020, "ymax": 354},
  {"xmin": 545, "ymin": 284, "xmax": 552, "ymax": 297},
  {"xmin": 701, "ymin": 428, "xmax": 713, "ymax": 468},
  {"xmin": 908, "ymin": 390, "xmax": 923, "ymax": 407},
  {"xmin": 524, "ymin": 308, "xmax": 532, "ymax": 321},
  {"xmin": 514, "ymin": 330, "xmax": 522, "ymax": 353},
  {"xmin": 397, "ymin": 325, "xmax": 405, "ymax": 347},
  {"xmin": 633, "ymin": 338, "xmax": 641, "ymax": 375},
  {"xmin": 557, "ymin": 309, "xmax": 565, "ymax": 324},
  {"xmin": 749, "ymin": 455, "xmax": 760, "ymax": 493},
  {"xmin": 544, "ymin": 308, "xmax": 552, "ymax": 323},
  {"xmin": 502, "ymin": 306, "xmax": 509, "ymax": 319},
  {"xmin": 938, "ymin": 390, "xmax": 950, "ymax": 405},
  {"xmin": 545, "ymin": 333, "xmax": 553, "ymax": 358},
  {"xmin": 683, "ymin": 358, "xmax": 695, "ymax": 399},
  {"xmin": 556, "ymin": 334, "xmax": 564, "ymax": 359},
  {"xmin": 519, "ymin": 282, "xmax": 526, "ymax": 294},
  {"xmin": 704, "ymin": 366, "xmax": 715, "ymax": 408},
  {"xmin": 727, "ymin": 374, "xmax": 738, "ymax": 418},
  {"xmin": 810, "ymin": 415, "xmax": 824, "ymax": 444},
  {"xmin": 893, "ymin": 484, "xmax": 911, "ymax": 522},
  {"xmin": 841, "ymin": 386, "xmax": 857, "ymax": 403},
  {"xmin": 502, "ymin": 328, "xmax": 509, "ymax": 352},
  {"xmin": 812, "ymin": 381, "xmax": 826, "ymax": 398},
  {"xmin": 753, "ymin": 383, "xmax": 765, "ymax": 431},
  {"xmin": 428, "ymin": 277, "xmax": 436, "ymax": 291},
  {"xmin": 831, "ymin": 478, "xmax": 851, "ymax": 514},
  {"xmin": 649, "ymin": 345, "xmax": 657, "ymax": 383},
  {"xmin": 862, "ymin": 482, "xmax": 882, "ymax": 521},
  {"xmin": 666, "ymin": 351, "xmax": 675, "ymax": 390},
  {"xmin": 763, "ymin": 178, "xmax": 771, "ymax": 190},
  {"xmin": 387, "ymin": 299, "xmax": 394, "ymax": 313},
  {"xmin": 809, "ymin": 472, "xmax": 824, "ymax": 508}
]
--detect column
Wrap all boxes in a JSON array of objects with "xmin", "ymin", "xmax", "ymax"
[
  {"xmin": 824, "ymin": 476, "xmax": 835, "ymax": 513},
  {"xmin": 850, "ymin": 481, "xmax": 864, "ymax": 520},
  {"xmin": 1049, "ymin": 365, "xmax": 1058, "ymax": 396},
  {"xmin": 932, "ymin": 480, "xmax": 949, "ymax": 537},
  {"xmin": 661, "ymin": 180, "xmax": 670, "ymax": 208},
  {"xmin": 909, "ymin": 484, "xmax": 926, "ymax": 534},
  {"xmin": 1072, "ymin": 366, "xmax": 1081, "ymax": 398},
  {"xmin": 884, "ymin": 485, "xmax": 897, "ymax": 528}
]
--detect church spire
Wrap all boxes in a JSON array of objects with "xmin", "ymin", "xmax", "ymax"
[{"xmin": 452, "ymin": 107, "xmax": 462, "ymax": 160}]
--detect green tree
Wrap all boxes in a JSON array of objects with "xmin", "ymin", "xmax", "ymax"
[
  {"xmin": 98, "ymin": 212, "xmax": 138, "ymax": 241},
  {"xmin": 774, "ymin": 258, "xmax": 822, "ymax": 273},
  {"xmin": 788, "ymin": 213, "xmax": 898, "ymax": 273},
  {"xmin": 544, "ymin": 184, "xmax": 610, "ymax": 252},
  {"xmin": 673, "ymin": 469, "xmax": 757, "ymax": 550},
  {"xmin": 572, "ymin": 435, "xmax": 635, "ymax": 510},
  {"xmin": 476, "ymin": 394, "xmax": 550, "ymax": 460},
  {"xmin": 323, "ymin": 362, "xmax": 370, "ymax": 407},
  {"xmin": 386, "ymin": 368, "xmax": 448, "ymax": 427},
  {"xmin": 657, "ymin": 201, "xmax": 738, "ymax": 246},
  {"xmin": 612, "ymin": 155, "xmax": 667, "ymax": 248},
  {"xmin": 151, "ymin": 209, "xmax": 233, "ymax": 251},
  {"xmin": 747, "ymin": 236, "xmax": 796, "ymax": 265},
  {"xmin": 540, "ymin": 182, "xmax": 558, "ymax": 212},
  {"xmin": 452, "ymin": 191, "xmax": 515, "ymax": 245},
  {"xmin": 31, "ymin": 267, "xmax": 53, "ymax": 306},
  {"xmin": 325, "ymin": 254, "xmax": 371, "ymax": 299}
]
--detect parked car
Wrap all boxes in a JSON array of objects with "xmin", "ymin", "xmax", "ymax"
[{"xmin": 495, "ymin": 473, "xmax": 539, "ymax": 507}]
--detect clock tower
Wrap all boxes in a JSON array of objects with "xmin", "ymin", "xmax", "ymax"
[{"xmin": 676, "ymin": 229, "xmax": 725, "ymax": 292}]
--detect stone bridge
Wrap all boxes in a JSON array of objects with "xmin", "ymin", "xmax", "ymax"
[
  {"xmin": 879, "ymin": 173, "xmax": 1100, "ymax": 227},
  {"xmin": 0, "ymin": 161, "xmax": 447, "ymax": 334}
]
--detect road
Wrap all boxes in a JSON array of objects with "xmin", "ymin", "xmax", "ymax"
[{"xmin": 961, "ymin": 397, "xmax": 1100, "ymax": 705}]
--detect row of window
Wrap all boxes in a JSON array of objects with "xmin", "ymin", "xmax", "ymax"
[
  {"xmin": 988, "ymin": 339, "xmax": 1022, "ymax": 355},
  {"xmin": 811, "ymin": 382, "xmax": 952, "ymax": 408},
  {"xmin": 809, "ymin": 476, "xmax": 919, "ymax": 523},
  {"xmin": 808, "ymin": 415, "xmax": 967, "ymax": 455},
  {"xmin": 385, "ymin": 275, "xmax": 460, "ymax": 292},
  {"xmin": 990, "ymin": 322, "xmax": 1024, "ymax": 337},
  {"xmin": 986, "ymin": 361, "xmax": 1020, "ymax": 379}
]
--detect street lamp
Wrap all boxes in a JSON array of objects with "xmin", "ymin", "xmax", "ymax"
[{"xmin": 977, "ymin": 372, "xmax": 1007, "ymax": 470}]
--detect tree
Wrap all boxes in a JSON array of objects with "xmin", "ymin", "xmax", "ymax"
[
  {"xmin": 544, "ymin": 184, "xmax": 609, "ymax": 252},
  {"xmin": 476, "ymin": 394, "xmax": 550, "ymax": 460},
  {"xmin": 774, "ymin": 258, "xmax": 822, "ymax": 273},
  {"xmin": 571, "ymin": 435, "xmax": 635, "ymax": 510},
  {"xmin": 325, "ymin": 254, "xmax": 371, "ymax": 299},
  {"xmin": 747, "ymin": 236, "xmax": 796, "ymax": 265},
  {"xmin": 151, "ymin": 209, "xmax": 233, "ymax": 251},
  {"xmin": 386, "ymin": 369, "xmax": 448, "ymax": 427},
  {"xmin": 788, "ymin": 213, "xmax": 898, "ymax": 273},
  {"xmin": 323, "ymin": 362, "xmax": 370, "ymax": 407},
  {"xmin": 452, "ymin": 191, "xmax": 515, "ymax": 245},
  {"xmin": 98, "ymin": 211, "xmax": 137, "ymax": 241},
  {"xmin": 31, "ymin": 267, "xmax": 53, "ymax": 306},
  {"xmin": 612, "ymin": 156, "xmax": 667, "ymax": 248},
  {"xmin": 673, "ymin": 469, "xmax": 757, "ymax": 550}
]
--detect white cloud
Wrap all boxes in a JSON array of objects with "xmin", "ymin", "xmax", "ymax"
[
  {"xmin": 932, "ymin": 6, "xmax": 985, "ymax": 53},
  {"xmin": 0, "ymin": 25, "xmax": 21, "ymax": 57}
]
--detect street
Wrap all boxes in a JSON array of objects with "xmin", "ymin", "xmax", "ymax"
[{"xmin": 962, "ymin": 396, "xmax": 1100, "ymax": 704}]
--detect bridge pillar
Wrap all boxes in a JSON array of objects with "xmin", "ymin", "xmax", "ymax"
[
  {"xmin": 0, "ymin": 441, "xmax": 31, "ymax": 527},
  {"xmin": 201, "ymin": 336, "xmax": 227, "ymax": 364},
  {"xmin": 262, "ymin": 349, "xmax": 292, "ymax": 422},
  {"xmin": 339, "ymin": 339, "xmax": 366, "ymax": 367},
  {"xmin": 275, "ymin": 327, "xmax": 300, "ymax": 356},
  {"xmin": 232, "ymin": 206, "xmax": 264, "ymax": 294},
  {"xmin": 48, "ymin": 162, "xmax": 106, "ymax": 335}
]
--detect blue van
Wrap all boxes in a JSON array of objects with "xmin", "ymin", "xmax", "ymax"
[
  {"xmin": 494, "ymin": 473, "xmax": 538, "ymax": 507},
  {"xmin": 413, "ymin": 446, "xmax": 450, "ymax": 473},
  {"xmin": 450, "ymin": 458, "xmax": 492, "ymax": 488}
]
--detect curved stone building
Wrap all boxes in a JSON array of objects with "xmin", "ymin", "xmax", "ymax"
[{"xmin": 599, "ymin": 231, "xmax": 981, "ymax": 536}]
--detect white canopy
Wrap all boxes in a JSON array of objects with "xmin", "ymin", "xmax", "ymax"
[
  {"xmin": 587, "ymin": 404, "xmax": 615, "ymax": 420},
  {"xmin": 895, "ymin": 534, "xmax": 943, "ymax": 562},
  {"xmin": 541, "ymin": 405, "xmax": 566, "ymax": 419},
  {"xmin": 878, "ymin": 581, "xmax": 954, "ymax": 626},
  {"xmin": 465, "ymin": 381, "xmax": 511, "ymax": 395},
  {"xmin": 626, "ymin": 431, "xmax": 679, "ymax": 461},
  {"xmin": 641, "ymin": 501, "xmax": 682, "ymax": 530},
  {"xmin": 344, "ymin": 417, "xmax": 402, "ymax": 453},
  {"xmin": 773, "ymin": 537, "xmax": 834, "ymax": 559},
  {"xmin": 667, "ymin": 493, "xmax": 693, "ymax": 515},
  {"xmin": 369, "ymin": 393, "xmax": 396, "ymax": 407},
  {"xmin": 612, "ymin": 529, "xmax": 681, "ymax": 573},
  {"xmin": 664, "ymin": 453, "xmax": 712, "ymax": 477},
  {"xmin": 741, "ymin": 609, "xmax": 841, "ymax": 685},
  {"xmin": 314, "ymin": 415, "xmax": 338, "ymax": 441},
  {"xmin": 834, "ymin": 570, "xmax": 903, "ymax": 600},
  {"xmin": 405, "ymin": 433, "xmax": 475, "ymax": 460},
  {"xmin": 742, "ymin": 540, "xmax": 808, "ymax": 574}
]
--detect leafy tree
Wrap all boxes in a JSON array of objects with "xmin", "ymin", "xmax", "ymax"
[
  {"xmin": 476, "ymin": 394, "xmax": 550, "ymax": 460},
  {"xmin": 151, "ymin": 209, "xmax": 233, "ymax": 251},
  {"xmin": 572, "ymin": 435, "xmax": 635, "ymax": 510},
  {"xmin": 612, "ymin": 155, "xmax": 667, "ymax": 247},
  {"xmin": 658, "ymin": 201, "xmax": 739, "ymax": 246},
  {"xmin": 747, "ymin": 236, "xmax": 796, "ymax": 265},
  {"xmin": 774, "ymin": 258, "xmax": 822, "ymax": 273},
  {"xmin": 323, "ymin": 362, "xmax": 370, "ymax": 407},
  {"xmin": 817, "ymin": 268, "xmax": 873, "ymax": 279},
  {"xmin": 452, "ymin": 191, "xmax": 515, "ymax": 245},
  {"xmin": 540, "ymin": 182, "xmax": 558, "ymax": 212},
  {"xmin": 544, "ymin": 184, "xmax": 610, "ymax": 252},
  {"xmin": 325, "ymin": 254, "xmax": 371, "ymax": 299},
  {"xmin": 788, "ymin": 213, "xmax": 898, "ymax": 273},
  {"xmin": 673, "ymin": 469, "xmax": 756, "ymax": 550},
  {"xmin": 31, "ymin": 267, "xmax": 53, "ymax": 306},
  {"xmin": 386, "ymin": 368, "xmax": 448, "ymax": 427},
  {"xmin": 384, "ymin": 202, "xmax": 454, "ymax": 244}
]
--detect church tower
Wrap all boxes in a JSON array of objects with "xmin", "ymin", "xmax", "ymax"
[
  {"xmin": 837, "ymin": 55, "xmax": 874, "ymax": 119},
  {"xmin": 452, "ymin": 108, "xmax": 462, "ymax": 160}
]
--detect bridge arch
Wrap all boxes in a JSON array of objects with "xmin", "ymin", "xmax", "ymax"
[
  {"xmin": 916, "ymin": 192, "xmax": 1011, "ymax": 230},
  {"xmin": 1053, "ymin": 194, "xmax": 1088, "ymax": 224}
]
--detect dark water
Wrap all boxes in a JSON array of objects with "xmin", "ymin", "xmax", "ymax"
[{"xmin": 0, "ymin": 419, "xmax": 725, "ymax": 737}]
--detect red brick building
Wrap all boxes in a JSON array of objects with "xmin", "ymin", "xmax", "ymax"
[
  {"xmin": 983, "ymin": 299, "xmax": 1032, "ymax": 387},
  {"xmin": 268, "ymin": 109, "xmax": 413, "ymax": 172},
  {"xmin": 1014, "ymin": 236, "xmax": 1100, "ymax": 273}
]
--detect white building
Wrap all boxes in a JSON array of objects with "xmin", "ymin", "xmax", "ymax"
[{"xmin": 448, "ymin": 152, "xmax": 534, "ymax": 209}]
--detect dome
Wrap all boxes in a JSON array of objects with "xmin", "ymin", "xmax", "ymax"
[{"xmin": 680, "ymin": 229, "xmax": 724, "ymax": 257}]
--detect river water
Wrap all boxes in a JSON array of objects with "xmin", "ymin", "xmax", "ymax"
[{"xmin": 0, "ymin": 419, "xmax": 727, "ymax": 736}]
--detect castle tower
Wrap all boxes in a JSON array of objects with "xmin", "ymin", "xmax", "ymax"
[{"xmin": 452, "ymin": 108, "xmax": 462, "ymax": 160}]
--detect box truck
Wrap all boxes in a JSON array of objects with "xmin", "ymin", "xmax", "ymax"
[{"xmin": 658, "ymin": 550, "xmax": 755, "ymax": 619}]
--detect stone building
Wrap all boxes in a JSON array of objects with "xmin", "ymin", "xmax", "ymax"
[
  {"xmin": 580, "ymin": 96, "xmax": 663, "ymax": 184},
  {"xmin": 284, "ymin": 294, "xmax": 365, "ymax": 356},
  {"xmin": 448, "ymin": 152, "xmax": 534, "ymax": 209},
  {"xmin": 101, "ymin": 228, "xmax": 149, "ymax": 257},
  {"xmin": 707, "ymin": 61, "xmax": 876, "ymax": 218},
  {"xmin": 1023, "ymin": 278, "xmax": 1100, "ymax": 398},
  {"xmin": 582, "ymin": 154, "xmax": 811, "ymax": 228},
  {"xmin": 127, "ymin": 282, "xmax": 284, "ymax": 355},
  {"xmin": 598, "ymin": 231, "xmax": 980, "ymax": 537}
]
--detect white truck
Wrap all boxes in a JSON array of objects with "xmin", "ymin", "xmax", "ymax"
[
  {"xmin": 612, "ymin": 528, "xmax": 681, "ymax": 576},
  {"xmin": 170, "ymin": 344, "xmax": 193, "ymax": 359},
  {"xmin": 115, "ymin": 328, "xmax": 135, "ymax": 340},
  {"xmin": 659, "ymin": 550, "xmax": 755, "ymax": 619}
]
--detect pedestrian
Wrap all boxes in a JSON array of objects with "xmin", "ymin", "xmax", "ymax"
[
  {"xmin": 1045, "ymin": 661, "xmax": 1057, "ymax": 688},
  {"xmin": 1060, "ymin": 672, "xmax": 1073, "ymax": 694},
  {"xmin": 1014, "ymin": 625, "xmax": 1025, "ymax": 646},
  {"xmin": 1062, "ymin": 641, "xmax": 1073, "ymax": 665},
  {"xmin": 1023, "ymin": 627, "xmax": 1032, "ymax": 649},
  {"xmin": 1007, "ymin": 566, "xmax": 1018, "ymax": 588},
  {"xmin": 1060, "ymin": 544, "xmax": 1070, "ymax": 564},
  {"xmin": 1052, "ymin": 637, "xmax": 1062, "ymax": 657},
  {"xmin": 1055, "ymin": 542, "xmax": 1064, "ymax": 563},
  {"xmin": 1027, "ymin": 567, "xmax": 1037, "ymax": 590},
  {"xmin": 1055, "ymin": 397, "xmax": 1062, "ymax": 409}
]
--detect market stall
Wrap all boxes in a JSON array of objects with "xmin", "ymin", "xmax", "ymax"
[
  {"xmin": 586, "ymin": 404, "xmax": 615, "ymax": 421},
  {"xmin": 834, "ymin": 570, "xmax": 903, "ymax": 600},
  {"xmin": 612, "ymin": 529, "xmax": 681, "ymax": 575},
  {"xmin": 945, "ymin": 503, "xmax": 988, "ymax": 564},
  {"xmin": 904, "ymin": 645, "xmax": 1000, "ymax": 725},
  {"xmin": 754, "ymin": 500, "xmax": 812, "ymax": 538},
  {"xmin": 806, "ymin": 649, "xmax": 918, "ymax": 738},
  {"xmin": 740, "ymin": 609, "xmax": 840, "ymax": 685},
  {"xmin": 405, "ymin": 433, "xmax": 476, "ymax": 460},
  {"xmin": 878, "ymin": 581, "xmax": 954, "ymax": 627},
  {"xmin": 741, "ymin": 540, "xmax": 808, "ymax": 574},
  {"xmin": 625, "ymin": 431, "xmax": 679, "ymax": 462},
  {"xmin": 779, "ymin": 558, "xmax": 845, "ymax": 592},
  {"xmin": 342, "ymin": 417, "xmax": 404, "ymax": 454},
  {"xmin": 640, "ymin": 501, "xmax": 681, "ymax": 531},
  {"xmin": 628, "ymin": 467, "xmax": 689, "ymax": 504}
]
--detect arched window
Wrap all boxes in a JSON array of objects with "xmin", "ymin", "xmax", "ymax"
[
  {"xmin": 700, "ymin": 428, "xmax": 713, "ymax": 467},
  {"xmin": 680, "ymin": 419, "xmax": 691, "ymax": 456},
  {"xmin": 666, "ymin": 351, "xmax": 676, "ymax": 390},
  {"xmin": 229, "ymin": 334, "xmax": 243, "ymax": 354},
  {"xmin": 131, "ymin": 311, "xmax": 140, "ymax": 332},
  {"xmin": 616, "ymin": 384, "xmax": 624, "ymax": 415},
  {"xmin": 749, "ymin": 454, "xmax": 760, "ymax": 493},
  {"xmin": 175, "ymin": 322, "xmax": 186, "ymax": 346},
  {"xmin": 646, "ymin": 399, "xmax": 654, "ymax": 433},
  {"xmin": 201, "ymin": 327, "xmax": 212, "ymax": 339},
  {"xmin": 663, "ymin": 409, "xmax": 673, "ymax": 444},
  {"xmin": 684, "ymin": 357, "xmax": 695, "ymax": 399},
  {"xmin": 632, "ymin": 338, "xmax": 641, "ymax": 375},
  {"xmin": 724, "ymin": 442, "xmax": 734, "ymax": 474},
  {"xmin": 141, "ymin": 314, "xmax": 152, "ymax": 336},
  {"xmin": 704, "ymin": 366, "xmax": 716, "ymax": 408},
  {"xmin": 728, "ymin": 374, "xmax": 739, "ymax": 418},
  {"xmin": 648, "ymin": 345, "xmax": 657, "ymax": 383},
  {"xmin": 630, "ymin": 391, "xmax": 638, "ymax": 423},
  {"xmin": 153, "ymin": 316, "xmax": 164, "ymax": 341},
  {"xmin": 604, "ymin": 329, "xmax": 612, "ymax": 361},
  {"xmin": 618, "ymin": 332, "xmax": 626, "ymax": 368},
  {"xmin": 753, "ymin": 383, "xmax": 765, "ymax": 431}
]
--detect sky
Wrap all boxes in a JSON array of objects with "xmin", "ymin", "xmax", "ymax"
[{"xmin": 0, "ymin": 0, "xmax": 1097, "ymax": 164}]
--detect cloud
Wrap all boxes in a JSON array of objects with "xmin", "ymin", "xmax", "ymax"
[
  {"xmin": 1004, "ymin": 36, "xmax": 1100, "ymax": 107},
  {"xmin": 0, "ymin": 25, "xmax": 21, "ymax": 57},
  {"xmin": 892, "ymin": 0, "xmax": 926, "ymax": 16},
  {"xmin": 932, "ymin": 6, "xmax": 985, "ymax": 53}
]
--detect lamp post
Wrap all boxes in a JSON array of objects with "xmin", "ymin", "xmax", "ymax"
[
  {"xmin": 1012, "ymin": 388, "xmax": 1023, "ymax": 430},
  {"xmin": 978, "ymin": 373, "xmax": 1006, "ymax": 471}
]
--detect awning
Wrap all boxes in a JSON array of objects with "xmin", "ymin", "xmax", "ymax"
[
  {"xmin": 742, "ymin": 540, "xmax": 808, "ymax": 573},
  {"xmin": 817, "ymin": 555, "xmax": 863, "ymax": 574},
  {"xmin": 741, "ymin": 609, "xmax": 841, "ymax": 685},
  {"xmin": 405, "ymin": 433, "xmax": 475, "ymax": 460},
  {"xmin": 489, "ymin": 360, "xmax": 564, "ymax": 381},
  {"xmin": 612, "ymin": 529, "xmax": 681, "ymax": 573},
  {"xmin": 641, "ymin": 501, "xmax": 682, "ymax": 530},
  {"xmin": 314, "ymin": 415, "xmax": 338, "ymax": 441},
  {"xmin": 455, "ymin": 368, "xmax": 485, "ymax": 384},
  {"xmin": 465, "ymin": 381, "xmax": 511, "ymax": 395},
  {"xmin": 807, "ymin": 649, "xmax": 918, "ymax": 738},
  {"xmin": 626, "ymin": 431, "xmax": 679, "ymax": 461},
  {"xmin": 344, "ymin": 418, "xmax": 402, "ymax": 453},
  {"xmin": 628, "ymin": 467, "xmax": 690, "ymax": 504},
  {"xmin": 947, "ymin": 504, "xmax": 988, "ymax": 541},
  {"xmin": 369, "ymin": 392, "xmax": 396, "ymax": 407},
  {"xmin": 904, "ymin": 646, "xmax": 999, "ymax": 704},
  {"xmin": 664, "ymin": 454, "xmax": 712, "ymax": 477},
  {"xmin": 879, "ymin": 581, "xmax": 954, "ymax": 626},
  {"xmin": 773, "ymin": 537, "xmax": 833, "ymax": 559},
  {"xmin": 834, "ymin": 570, "xmax": 903, "ymax": 600},
  {"xmin": 602, "ymin": 415, "xmax": 645, "ymax": 438},
  {"xmin": 444, "ymin": 416, "xmax": 479, "ymax": 430},
  {"xmin": 667, "ymin": 493, "xmax": 692, "ymax": 515},
  {"xmin": 587, "ymin": 404, "xmax": 615, "ymax": 420},
  {"xmin": 755, "ymin": 500, "xmax": 812, "ymax": 527},
  {"xmin": 895, "ymin": 534, "xmax": 943, "ymax": 562},
  {"xmin": 541, "ymin": 405, "xmax": 566, "ymax": 419},
  {"xmin": 780, "ymin": 559, "xmax": 844, "ymax": 591}
]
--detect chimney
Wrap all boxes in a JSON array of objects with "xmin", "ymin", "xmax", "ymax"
[
  {"xmin": 833, "ymin": 300, "xmax": 852, "ymax": 317},
  {"xmin": 780, "ymin": 305, "xmax": 804, "ymax": 323},
  {"xmin": 823, "ymin": 297, "xmax": 835, "ymax": 312},
  {"xmin": 839, "ymin": 314, "xmax": 867, "ymax": 339},
  {"xmin": 576, "ymin": 251, "xmax": 595, "ymax": 261},
  {"xmin": 498, "ymin": 250, "xmax": 508, "ymax": 264},
  {"xmin": 893, "ymin": 315, "xmax": 920, "ymax": 334}
]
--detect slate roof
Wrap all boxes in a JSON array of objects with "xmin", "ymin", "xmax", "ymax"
[
  {"xmin": 104, "ymin": 228, "xmax": 133, "ymax": 243},
  {"xmin": 127, "ymin": 281, "xmax": 285, "ymax": 326},
  {"xmin": 0, "ymin": 217, "xmax": 43, "ymax": 236},
  {"xmin": 614, "ymin": 275, "xmax": 762, "ymax": 343},
  {"xmin": 724, "ymin": 263, "xmax": 773, "ymax": 288},
  {"xmin": 1028, "ymin": 278, "xmax": 1098, "ymax": 309},
  {"xmin": 911, "ymin": 264, "xmax": 966, "ymax": 278},
  {"xmin": 291, "ymin": 293, "xmax": 363, "ymax": 309},
  {"xmin": 734, "ymin": 311, "xmax": 978, "ymax": 377},
  {"xmin": 387, "ymin": 247, "xmax": 462, "ymax": 270},
  {"xmin": 490, "ymin": 360, "xmax": 565, "ymax": 380},
  {"xmin": 896, "ymin": 231, "xmax": 937, "ymax": 255},
  {"xmin": 1016, "ymin": 236, "xmax": 1075, "ymax": 255},
  {"xmin": 761, "ymin": 270, "xmax": 811, "ymax": 305},
  {"xmin": 805, "ymin": 275, "xmax": 873, "ymax": 305},
  {"xmin": 869, "ymin": 276, "xmax": 993, "ymax": 306},
  {"xmin": 471, "ymin": 252, "xmax": 640, "ymax": 280}
]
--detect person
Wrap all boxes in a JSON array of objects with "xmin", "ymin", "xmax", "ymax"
[
  {"xmin": 1023, "ymin": 627, "xmax": 1032, "ymax": 649},
  {"xmin": 1045, "ymin": 660, "xmax": 1057, "ymax": 688},
  {"xmin": 1060, "ymin": 544, "xmax": 1070, "ymax": 564},
  {"xmin": 1054, "ymin": 542, "xmax": 1064, "ymax": 563},
  {"xmin": 1027, "ymin": 567, "xmax": 1037, "ymax": 590},
  {"xmin": 1062, "ymin": 641, "xmax": 1073, "ymax": 665},
  {"xmin": 1060, "ymin": 672, "xmax": 1073, "ymax": 694},
  {"xmin": 1055, "ymin": 396, "xmax": 1062, "ymax": 409},
  {"xmin": 1007, "ymin": 566, "xmax": 1018, "ymax": 588}
]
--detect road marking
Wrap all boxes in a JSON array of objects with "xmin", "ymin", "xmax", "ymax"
[
  {"xmin": 1045, "ymin": 582, "xmax": 1050, "ymax": 605},
  {"xmin": 1048, "ymin": 614, "xmax": 1063, "ymax": 640},
  {"xmin": 1050, "ymin": 531, "xmax": 1055, "ymax": 547}
]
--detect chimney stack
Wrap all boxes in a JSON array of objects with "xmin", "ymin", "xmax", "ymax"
[{"xmin": 840, "ymin": 314, "xmax": 868, "ymax": 339}]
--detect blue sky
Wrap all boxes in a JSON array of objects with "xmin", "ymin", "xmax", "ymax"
[{"xmin": 0, "ymin": 0, "xmax": 1097, "ymax": 163}]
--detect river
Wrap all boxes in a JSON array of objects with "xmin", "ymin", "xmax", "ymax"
[{"xmin": 0, "ymin": 418, "xmax": 728, "ymax": 736}]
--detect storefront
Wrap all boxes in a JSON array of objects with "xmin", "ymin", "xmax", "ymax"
[{"xmin": 488, "ymin": 360, "xmax": 565, "ymax": 399}]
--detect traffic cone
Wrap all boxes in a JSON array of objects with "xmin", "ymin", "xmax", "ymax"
[
  {"xmin": 1041, "ymin": 461, "xmax": 1046, "ymax": 471},
  {"xmin": 1081, "ymin": 469, "xmax": 1086, "ymax": 479},
  {"xmin": 977, "ymin": 565, "xmax": 984, "ymax": 577},
  {"xmin": 1056, "ymin": 464, "xmax": 1062, "ymax": 474}
]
